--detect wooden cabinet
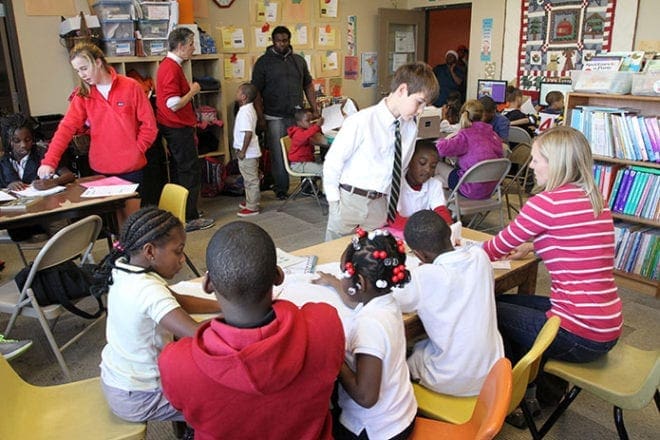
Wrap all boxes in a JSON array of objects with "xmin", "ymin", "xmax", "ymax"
[
  {"xmin": 565, "ymin": 92, "xmax": 659, "ymax": 297},
  {"xmin": 106, "ymin": 54, "xmax": 228, "ymax": 161}
]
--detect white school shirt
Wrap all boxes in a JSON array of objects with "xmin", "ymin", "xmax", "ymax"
[
  {"xmin": 393, "ymin": 246, "xmax": 504, "ymax": 396},
  {"xmin": 323, "ymin": 99, "xmax": 418, "ymax": 203},
  {"xmin": 398, "ymin": 176, "xmax": 447, "ymax": 217},
  {"xmin": 232, "ymin": 102, "xmax": 261, "ymax": 159},
  {"xmin": 100, "ymin": 258, "xmax": 181, "ymax": 391},
  {"xmin": 338, "ymin": 295, "xmax": 417, "ymax": 439}
]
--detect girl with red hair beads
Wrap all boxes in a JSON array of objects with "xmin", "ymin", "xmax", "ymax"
[{"xmin": 314, "ymin": 228, "xmax": 417, "ymax": 440}]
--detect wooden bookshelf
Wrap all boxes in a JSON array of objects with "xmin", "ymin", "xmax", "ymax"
[{"xmin": 566, "ymin": 92, "xmax": 659, "ymax": 297}]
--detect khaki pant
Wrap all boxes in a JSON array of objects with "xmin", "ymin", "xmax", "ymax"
[
  {"xmin": 238, "ymin": 157, "xmax": 261, "ymax": 211},
  {"xmin": 325, "ymin": 189, "xmax": 387, "ymax": 241}
]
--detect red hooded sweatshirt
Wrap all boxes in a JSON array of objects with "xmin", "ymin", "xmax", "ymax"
[{"xmin": 159, "ymin": 300, "xmax": 345, "ymax": 440}]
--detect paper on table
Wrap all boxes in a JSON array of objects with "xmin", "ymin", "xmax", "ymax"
[
  {"xmin": 342, "ymin": 98, "xmax": 358, "ymax": 116},
  {"xmin": 0, "ymin": 191, "xmax": 16, "ymax": 202},
  {"xmin": 492, "ymin": 260, "xmax": 512, "ymax": 269},
  {"xmin": 276, "ymin": 248, "xmax": 318, "ymax": 274},
  {"xmin": 15, "ymin": 185, "xmax": 66, "ymax": 197},
  {"xmin": 80, "ymin": 184, "xmax": 139, "ymax": 198},
  {"xmin": 81, "ymin": 176, "xmax": 134, "ymax": 187},
  {"xmin": 521, "ymin": 96, "xmax": 536, "ymax": 115},
  {"xmin": 321, "ymin": 104, "xmax": 345, "ymax": 132}
]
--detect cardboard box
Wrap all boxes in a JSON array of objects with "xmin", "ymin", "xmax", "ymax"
[{"xmin": 59, "ymin": 14, "xmax": 101, "ymax": 36}]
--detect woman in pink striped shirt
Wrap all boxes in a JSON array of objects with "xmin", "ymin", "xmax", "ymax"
[{"xmin": 483, "ymin": 126, "xmax": 622, "ymax": 370}]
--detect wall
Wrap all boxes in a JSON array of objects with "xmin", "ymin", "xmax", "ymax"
[{"xmin": 426, "ymin": 6, "xmax": 471, "ymax": 68}]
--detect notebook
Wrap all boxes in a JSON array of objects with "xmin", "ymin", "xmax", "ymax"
[{"xmin": 276, "ymin": 248, "xmax": 318, "ymax": 274}]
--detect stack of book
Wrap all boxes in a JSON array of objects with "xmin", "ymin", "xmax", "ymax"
[
  {"xmin": 613, "ymin": 222, "xmax": 660, "ymax": 280},
  {"xmin": 571, "ymin": 106, "xmax": 660, "ymax": 162},
  {"xmin": 604, "ymin": 166, "xmax": 660, "ymax": 221}
]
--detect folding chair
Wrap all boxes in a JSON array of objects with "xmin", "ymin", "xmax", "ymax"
[
  {"xmin": 0, "ymin": 215, "xmax": 103, "ymax": 380},
  {"xmin": 0, "ymin": 354, "xmax": 146, "ymax": 439},
  {"xmin": 158, "ymin": 183, "xmax": 201, "ymax": 277},
  {"xmin": 502, "ymin": 142, "xmax": 532, "ymax": 219},
  {"xmin": 508, "ymin": 126, "xmax": 534, "ymax": 147},
  {"xmin": 278, "ymin": 136, "xmax": 327, "ymax": 215},
  {"xmin": 0, "ymin": 229, "xmax": 46, "ymax": 267},
  {"xmin": 446, "ymin": 158, "xmax": 511, "ymax": 231}
]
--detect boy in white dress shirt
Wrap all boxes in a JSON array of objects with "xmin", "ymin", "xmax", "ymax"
[
  {"xmin": 323, "ymin": 62, "xmax": 439, "ymax": 241},
  {"xmin": 393, "ymin": 209, "xmax": 504, "ymax": 396}
]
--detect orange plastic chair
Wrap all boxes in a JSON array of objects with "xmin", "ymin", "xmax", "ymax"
[{"xmin": 410, "ymin": 357, "xmax": 513, "ymax": 440}]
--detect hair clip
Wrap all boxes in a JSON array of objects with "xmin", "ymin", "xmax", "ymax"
[
  {"xmin": 355, "ymin": 227, "xmax": 367, "ymax": 238},
  {"xmin": 343, "ymin": 262, "xmax": 355, "ymax": 278},
  {"xmin": 372, "ymin": 250, "xmax": 387, "ymax": 260},
  {"xmin": 351, "ymin": 236, "xmax": 362, "ymax": 250},
  {"xmin": 347, "ymin": 286, "xmax": 357, "ymax": 296},
  {"xmin": 112, "ymin": 241, "xmax": 124, "ymax": 252},
  {"xmin": 375, "ymin": 279, "xmax": 388, "ymax": 289}
]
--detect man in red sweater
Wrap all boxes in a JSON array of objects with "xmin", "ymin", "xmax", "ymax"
[{"xmin": 156, "ymin": 27, "xmax": 214, "ymax": 232}]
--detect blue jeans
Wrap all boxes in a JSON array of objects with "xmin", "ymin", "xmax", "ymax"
[
  {"xmin": 266, "ymin": 117, "xmax": 295, "ymax": 195},
  {"xmin": 496, "ymin": 294, "xmax": 618, "ymax": 365}
]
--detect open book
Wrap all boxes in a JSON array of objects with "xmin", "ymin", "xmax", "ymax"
[{"xmin": 276, "ymin": 248, "xmax": 318, "ymax": 274}]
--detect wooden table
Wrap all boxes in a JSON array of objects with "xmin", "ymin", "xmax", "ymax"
[
  {"xmin": 0, "ymin": 177, "xmax": 137, "ymax": 241},
  {"xmin": 292, "ymin": 228, "xmax": 540, "ymax": 340}
]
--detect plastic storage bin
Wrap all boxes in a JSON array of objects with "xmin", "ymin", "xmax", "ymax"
[
  {"xmin": 137, "ymin": 20, "xmax": 169, "ymax": 39},
  {"xmin": 139, "ymin": 2, "xmax": 170, "ymax": 20},
  {"xmin": 92, "ymin": 1, "xmax": 132, "ymax": 21},
  {"xmin": 142, "ymin": 38, "xmax": 168, "ymax": 56},
  {"xmin": 103, "ymin": 38, "xmax": 135, "ymax": 57},
  {"xmin": 100, "ymin": 20, "xmax": 134, "ymax": 39},
  {"xmin": 570, "ymin": 70, "xmax": 633, "ymax": 94},
  {"xmin": 631, "ymin": 72, "xmax": 660, "ymax": 96}
]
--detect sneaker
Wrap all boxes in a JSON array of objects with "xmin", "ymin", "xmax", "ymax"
[
  {"xmin": 237, "ymin": 208, "xmax": 260, "ymax": 217},
  {"xmin": 238, "ymin": 201, "xmax": 247, "ymax": 209},
  {"xmin": 0, "ymin": 334, "xmax": 33, "ymax": 360},
  {"xmin": 185, "ymin": 218, "xmax": 215, "ymax": 232},
  {"xmin": 276, "ymin": 192, "xmax": 289, "ymax": 201}
]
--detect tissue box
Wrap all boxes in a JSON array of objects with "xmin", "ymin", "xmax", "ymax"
[{"xmin": 631, "ymin": 72, "xmax": 660, "ymax": 96}]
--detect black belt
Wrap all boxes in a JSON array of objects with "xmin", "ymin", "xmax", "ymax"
[{"xmin": 339, "ymin": 184, "xmax": 386, "ymax": 200}]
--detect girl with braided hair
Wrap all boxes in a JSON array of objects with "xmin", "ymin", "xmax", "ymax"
[
  {"xmin": 313, "ymin": 228, "xmax": 417, "ymax": 440},
  {"xmin": 97, "ymin": 207, "xmax": 219, "ymax": 423}
]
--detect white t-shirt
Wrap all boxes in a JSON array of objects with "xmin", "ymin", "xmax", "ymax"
[
  {"xmin": 338, "ymin": 295, "xmax": 417, "ymax": 439},
  {"xmin": 393, "ymin": 246, "xmax": 504, "ymax": 396},
  {"xmin": 398, "ymin": 176, "xmax": 447, "ymax": 217},
  {"xmin": 100, "ymin": 258, "xmax": 181, "ymax": 391},
  {"xmin": 232, "ymin": 102, "xmax": 261, "ymax": 159}
]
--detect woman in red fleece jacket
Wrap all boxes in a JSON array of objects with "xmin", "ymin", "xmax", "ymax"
[{"xmin": 38, "ymin": 42, "xmax": 157, "ymax": 186}]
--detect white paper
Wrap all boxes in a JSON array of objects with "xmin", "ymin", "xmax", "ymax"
[
  {"xmin": 80, "ymin": 184, "xmax": 139, "ymax": 198},
  {"xmin": 15, "ymin": 185, "xmax": 66, "ymax": 197},
  {"xmin": 321, "ymin": 104, "xmax": 345, "ymax": 131},
  {"xmin": 0, "ymin": 191, "xmax": 16, "ymax": 202},
  {"xmin": 394, "ymin": 31, "xmax": 415, "ymax": 53},
  {"xmin": 392, "ymin": 53, "xmax": 409, "ymax": 72},
  {"xmin": 492, "ymin": 260, "xmax": 512, "ymax": 270},
  {"xmin": 342, "ymin": 98, "xmax": 358, "ymax": 116},
  {"xmin": 521, "ymin": 96, "xmax": 536, "ymax": 115}
]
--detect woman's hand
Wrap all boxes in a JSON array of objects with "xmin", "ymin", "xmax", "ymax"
[
  {"xmin": 505, "ymin": 242, "xmax": 534, "ymax": 260},
  {"xmin": 7, "ymin": 180, "xmax": 28, "ymax": 191},
  {"xmin": 37, "ymin": 165, "xmax": 55, "ymax": 179}
]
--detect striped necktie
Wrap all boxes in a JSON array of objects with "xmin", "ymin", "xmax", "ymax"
[{"xmin": 387, "ymin": 119, "xmax": 402, "ymax": 223}]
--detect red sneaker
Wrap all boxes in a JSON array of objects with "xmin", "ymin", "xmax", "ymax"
[
  {"xmin": 237, "ymin": 208, "xmax": 260, "ymax": 217},
  {"xmin": 238, "ymin": 201, "xmax": 246, "ymax": 209}
]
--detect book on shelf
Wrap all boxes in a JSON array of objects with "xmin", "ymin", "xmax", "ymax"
[
  {"xmin": 0, "ymin": 196, "xmax": 41, "ymax": 212},
  {"xmin": 612, "ymin": 168, "xmax": 634, "ymax": 213},
  {"xmin": 582, "ymin": 55, "xmax": 623, "ymax": 71},
  {"xmin": 605, "ymin": 51, "xmax": 646, "ymax": 72}
]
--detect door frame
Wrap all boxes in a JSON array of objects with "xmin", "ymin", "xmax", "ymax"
[{"xmin": 0, "ymin": 0, "xmax": 29, "ymax": 114}]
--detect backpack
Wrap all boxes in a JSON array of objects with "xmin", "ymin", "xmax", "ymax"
[{"xmin": 200, "ymin": 156, "xmax": 225, "ymax": 197}]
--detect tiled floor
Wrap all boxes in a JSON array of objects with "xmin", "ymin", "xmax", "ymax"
[{"xmin": 1, "ymin": 188, "xmax": 658, "ymax": 439}]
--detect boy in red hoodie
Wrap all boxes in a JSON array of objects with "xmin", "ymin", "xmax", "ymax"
[{"xmin": 159, "ymin": 221, "xmax": 345, "ymax": 440}]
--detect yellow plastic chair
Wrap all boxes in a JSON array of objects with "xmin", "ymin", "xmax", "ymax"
[
  {"xmin": 410, "ymin": 357, "xmax": 512, "ymax": 440},
  {"xmin": 540, "ymin": 343, "xmax": 660, "ymax": 439},
  {"xmin": 0, "ymin": 354, "xmax": 146, "ymax": 439},
  {"xmin": 279, "ymin": 136, "xmax": 327, "ymax": 215},
  {"xmin": 158, "ymin": 183, "xmax": 201, "ymax": 277},
  {"xmin": 414, "ymin": 316, "xmax": 561, "ymax": 435}
]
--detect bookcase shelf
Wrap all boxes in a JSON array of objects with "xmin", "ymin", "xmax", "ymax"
[
  {"xmin": 106, "ymin": 54, "xmax": 228, "ymax": 162},
  {"xmin": 566, "ymin": 92, "xmax": 659, "ymax": 297}
]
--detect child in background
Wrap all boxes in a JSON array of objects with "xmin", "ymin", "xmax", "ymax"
[
  {"xmin": 394, "ymin": 210, "xmax": 504, "ymax": 396},
  {"xmin": 439, "ymin": 99, "xmax": 461, "ymax": 134},
  {"xmin": 314, "ymin": 228, "xmax": 417, "ymax": 440},
  {"xmin": 233, "ymin": 82, "xmax": 261, "ymax": 217},
  {"xmin": 480, "ymin": 95, "xmax": 510, "ymax": 142},
  {"xmin": 159, "ymin": 221, "xmax": 344, "ymax": 440},
  {"xmin": 502, "ymin": 86, "xmax": 536, "ymax": 136},
  {"xmin": 323, "ymin": 62, "xmax": 439, "ymax": 241},
  {"xmin": 435, "ymin": 99, "xmax": 505, "ymax": 200},
  {"xmin": 96, "ymin": 207, "xmax": 220, "ymax": 423},
  {"xmin": 535, "ymin": 91, "xmax": 565, "ymax": 133},
  {"xmin": 287, "ymin": 108, "xmax": 328, "ymax": 177},
  {"xmin": 388, "ymin": 140, "xmax": 452, "ymax": 234}
]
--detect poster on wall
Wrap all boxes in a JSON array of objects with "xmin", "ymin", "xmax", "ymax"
[
  {"xmin": 361, "ymin": 52, "xmax": 378, "ymax": 88},
  {"xmin": 347, "ymin": 15, "xmax": 357, "ymax": 56},
  {"xmin": 481, "ymin": 18, "xmax": 492, "ymax": 62},
  {"xmin": 344, "ymin": 56, "xmax": 358, "ymax": 80},
  {"xmin": 517, "ymin": 0, "xmax": 618, "ymax": 92}
]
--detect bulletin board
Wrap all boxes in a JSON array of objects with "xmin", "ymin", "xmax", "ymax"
[
  {"xmin": 288, "ymin": 23, "xmax": 313, "ymax": 50},
  {"xmin": 218, "ymin": 26, "xmax": 248, "ymax": 53},
  {"xmin": 25, "ymin": 0, "xmax": 75, "ymax": 15},
  {"xmin": 251, "ymin": 24, "xmax": 272, "ymax": 50},
  {"xmin": 223, "ymin": 54, "xmax": 250, "ymax": 81},
  {"xmin": 315, "ymin": 51, "xmax": 341, "ymax": 78},
  {"xmin": 282, "ymin": 0, "xmax": 312, "ymax": 22},
  {"xmin": 316, "ymin": 24, "xmax": 340, "ymax": 50},
  {"xmin": 250, "ymin": 0, "xmax": 281, "ymax": 24},
  {"xmin": 315, "ymin": 0, "xmax": 340, "ymax": 22}
]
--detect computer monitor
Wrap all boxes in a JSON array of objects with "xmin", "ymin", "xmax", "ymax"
[
  {"xmin": 538, "ymin": 81, "xmax": 573, "ymax": 106},
  {"xmin": 476, "ymin": 79, "xmax": 508, "ymax": 104}
]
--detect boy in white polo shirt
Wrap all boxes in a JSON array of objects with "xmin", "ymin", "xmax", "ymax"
[{"xmin": 233, "ymin": 82, "xmax": 262, "ymax": 217}]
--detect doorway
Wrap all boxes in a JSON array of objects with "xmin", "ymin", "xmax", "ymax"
[{"xmin": 0, "ymin": 1, "xmax": 29, "ymax": 115}]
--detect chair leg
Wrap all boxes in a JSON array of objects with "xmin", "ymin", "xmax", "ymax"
[
  {"xmin": 614, "ymin": 407, "xmax": 629, "ymax": 440},
  {"xmin": 520, "ymin": 399, "xmax": 543, "ymax": 440},
  {"xmin": 277, "ymin": 182, "xmax": 304, "ymax": 212},
  {"xmin": 537, "ymin": 385, "xmax": 582, "ymax": 438},
  {"xmin": 654, "ymin": 390, "xmax": 660, "ymax": 412},
  {"xmin": 185, "ymin": 253, "xmax": 201, "ymax": 277},
  {"xmin": 31, "ymin": 301, "xmax": 72, "ymax": 379},
  {"xmin": 14, "ymin": 243, "xmax": 29, "ymax": 266}
]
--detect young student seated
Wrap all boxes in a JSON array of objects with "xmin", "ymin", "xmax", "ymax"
[
  {"xmin": 232, "ymin": 82, "xmax": 261, "ymax": 217},
  {"xmin": 480, "ymin": 95, "xmax": 510, "ymax": 142},
  {"xmin": 439, "ymin": 98, "xmax": 461, "ymax": 134},
  {"xmin": 287, "ymin": 108, "xmax": 328, "ymax": 177},
  {"xmin": 313, "ymin": 228, "xmax": 417, "ymax": 440},
  {"xmin": 502, "ymin": 86, "xmax": 536, "ymax": 136},
  {"xmin": 159, "ymin": 221, "xmax": 345, "ymax": 440},
  {"xmin": 96, "ymin": 207, "xmax": 220, "ymax": 424},
  {"xmin": 0, "ymin": 113, "xmax": 75, "ymax": 241},
  {"xmin": 388, "ymin": 140, "xmax": 452, "ymax": 234},
  {"xmin": 536, "ymin": 91, "xmax": 565, "ymax": 134},
  {"xmin": 393, "ymin": 210, "xmax": 504, "ymax": 396}
]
